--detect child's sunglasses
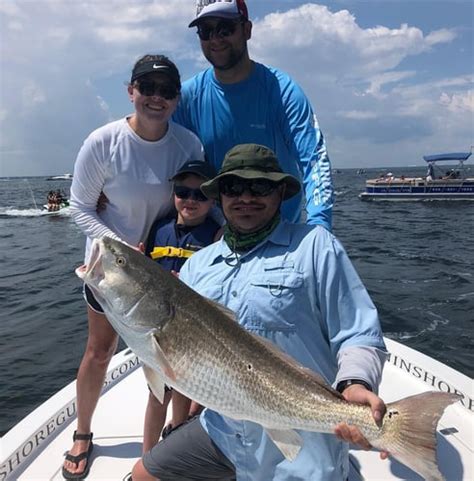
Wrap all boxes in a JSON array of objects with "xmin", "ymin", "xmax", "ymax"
[{"xmin": 174, "ymin": 185, "xmax": 209, "ymax": 202}]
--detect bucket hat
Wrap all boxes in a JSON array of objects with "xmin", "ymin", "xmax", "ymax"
[{"xmin": 201, "ymin": 144, "xmax": 300, "ymax": 200}]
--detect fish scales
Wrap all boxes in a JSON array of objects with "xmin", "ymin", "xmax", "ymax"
[{"xmin": 120, "ymin": 260, "xmax": 383, "ymax": 435}]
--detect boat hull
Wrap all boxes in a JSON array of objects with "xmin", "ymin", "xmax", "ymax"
[{"xmin": 360, "ymin": 178, "xmax": 474, "ymax": 201}]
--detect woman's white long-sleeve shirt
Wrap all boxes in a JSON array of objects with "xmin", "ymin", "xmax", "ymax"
[{"xmin": 70, "ymin": 117, "xmax": 204, "ymax": 262}]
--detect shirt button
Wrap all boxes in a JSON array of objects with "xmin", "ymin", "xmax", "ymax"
[{"xmin": 231, "ymin": 291, "xmax": 238, "ymax": 297}]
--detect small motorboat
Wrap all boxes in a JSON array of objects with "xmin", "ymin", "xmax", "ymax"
[
  {"xmin": 46, "ymin": 173, "xmax": 73, "ymax": 181},
  {"xmin": 42, "ymin": 201, "xmax": 70, "ymax": 215}
]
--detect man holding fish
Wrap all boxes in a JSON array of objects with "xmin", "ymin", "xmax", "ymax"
[
  {"xmin": 79, "ymin": 144, "xmax": 458, "ymax": 480},
  {"xmin": 128, "ymin": 143, "xmax": 387, "ymax": 480}
]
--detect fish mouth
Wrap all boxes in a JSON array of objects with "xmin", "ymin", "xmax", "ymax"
[{"xmin": 75, "ymin": 238, "xmax": 105, "ymax": 286}]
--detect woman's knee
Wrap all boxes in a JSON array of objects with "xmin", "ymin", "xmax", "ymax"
[
  {"xmin": 84, "ymin": 310, "xmax": 118, "ymax": 362},
  {"xmin": 83, "ymin": 341, "xmax": 116, "ymax": 365}
]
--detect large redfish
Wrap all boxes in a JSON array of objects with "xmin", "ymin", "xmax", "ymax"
[{"xmin": 76, "ymin": 237, "xmax": 460, "ymax": 481}]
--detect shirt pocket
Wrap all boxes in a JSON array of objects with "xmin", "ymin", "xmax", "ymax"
[{"xmin": 246, "ymin": 270, "xmax": 304, "ymax": 332}]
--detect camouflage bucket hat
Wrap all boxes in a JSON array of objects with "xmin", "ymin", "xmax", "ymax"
[{"xmin": 201, "ymin": 144, "xmax": 301, "ymax": 200}]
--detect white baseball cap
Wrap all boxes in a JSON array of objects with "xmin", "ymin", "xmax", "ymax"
[{"xmin": 188, "ymin": 0, "xmax": 249, "ymax": 28}]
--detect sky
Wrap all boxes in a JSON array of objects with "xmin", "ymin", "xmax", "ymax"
[{"xmin": 0, "ymin": 0, "xmax": 473, "ymax": 177}]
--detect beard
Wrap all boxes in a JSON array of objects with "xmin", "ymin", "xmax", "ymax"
[{"xmin": 205, "ymin": 44, "xmax": 248, "ymax": 71}]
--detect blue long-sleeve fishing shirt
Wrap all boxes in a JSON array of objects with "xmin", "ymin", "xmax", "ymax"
[{"xmin": 173, "ymin": 63, "xmax": 334, "ymax": 230}]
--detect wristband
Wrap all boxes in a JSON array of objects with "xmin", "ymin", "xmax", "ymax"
[{"xmin": 336, "ymin": 379, "xmax": 372, "ymax": 394}]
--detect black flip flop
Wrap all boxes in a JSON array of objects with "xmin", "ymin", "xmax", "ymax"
[{"xmin": 62, "ymin": 431, "xmax": 94, "ymax": 480}]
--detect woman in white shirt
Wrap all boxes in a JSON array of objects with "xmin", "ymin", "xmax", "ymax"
[{"xmin": 63, "ymin": 54, "xmax": 204, "ymax": 480}]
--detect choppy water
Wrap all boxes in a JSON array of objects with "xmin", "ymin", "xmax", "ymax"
[{"xmin": 0, "ymin": 170, "xmax": 473, "ymax": 436}]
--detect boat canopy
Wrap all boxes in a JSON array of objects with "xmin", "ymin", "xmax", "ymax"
[{"xmin": 423, "ymin": 152, "xmax": 472, "ymax": 162}]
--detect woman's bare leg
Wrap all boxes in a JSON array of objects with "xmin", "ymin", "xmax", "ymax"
[{"xmin": 63, "ymin": 307, "xmax": 118, "ymax": 475}]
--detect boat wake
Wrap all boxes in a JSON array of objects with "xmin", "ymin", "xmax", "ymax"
[
  {"xmin": 0, "ymin": 207, "xmax": 72, "ymax": 217},
  {"xmin": 386, "ymin": 313, "xmax": 450, "ymax": 341}
]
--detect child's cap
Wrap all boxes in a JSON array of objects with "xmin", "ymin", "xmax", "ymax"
[{"xmin": 170, "ymin": 160, "xmax": 216, "ymax": 181}]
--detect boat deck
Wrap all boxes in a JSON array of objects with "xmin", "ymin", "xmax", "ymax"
[{"xmin": 1, "ymin": 339, "xmax": 472, "ymax": 480}]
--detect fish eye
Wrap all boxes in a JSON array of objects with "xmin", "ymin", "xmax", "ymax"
[{"xmin": 116, "ymin": 256, "xmax": 127, "ymax": 267}]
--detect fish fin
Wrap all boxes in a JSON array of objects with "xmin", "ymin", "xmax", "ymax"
[
  {"xmin": 142, "ymin": 363, "xmax": 166, "ymax": 403},
  {"xmin": 148, "ymin": 331, "xmax": 177, "ymax": 382},
  {"xmin": 265, "ymin": 428, "xmax": 302, "ymax": 461},
  {"xmin": 375, "ymin": 391, "xmax": 461, "ymax": 481},
  {"xmin": 250, "ymin": 332, "xmax": 344, "ymax": 399},
  {"xmin": 206, "ymin": 298, "xmax": 238, "ymax": 320}
]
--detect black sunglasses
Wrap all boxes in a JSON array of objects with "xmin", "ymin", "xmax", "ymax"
[
  {"xmin": 219, "ymin": 177, "xmax": 281, "ymax": 198},
  {"xmin": 196, "ymin": 20, "xmax": 242, "ymax": 41},
  {"xmin": 135, "ymin": 79, "xmax": 179, "ymax": 100},
  {"xmin": 174, "ymin": 185, "xmax": 209, "ymax": 202}
]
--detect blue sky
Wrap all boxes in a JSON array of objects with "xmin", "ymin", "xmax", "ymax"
[{"xmin": 0, "ymin": 0, "xmax": 472, "ymax": 176}]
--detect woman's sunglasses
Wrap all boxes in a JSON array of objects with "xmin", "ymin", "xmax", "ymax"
[
  {"xmin": 134, "ymin": 80, "xmax": 179, "ymax": 100},
  {"xmin": 196, "ymin": 20, "xmax": 242, "ymax": 41},
  {"xmin": 174, "ymin": 185, "xmax": 209, "ymax": 202},
  {"xmin": 218, "ymin": 178, "xmax": 280, "ymax": 198}
]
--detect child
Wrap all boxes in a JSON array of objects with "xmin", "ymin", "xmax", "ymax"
[{"xmin": 142, "ymin": 160, "xmax": 221, "ymax": 453}]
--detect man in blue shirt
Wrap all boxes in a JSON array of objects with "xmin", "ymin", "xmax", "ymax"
[
  {"xmin": 174, "ymin": 0, "xmax": 334, "ymax": 230},
  {"xmin": 132, "ymin": 143, "xmax": 386, "ymax": 481}
]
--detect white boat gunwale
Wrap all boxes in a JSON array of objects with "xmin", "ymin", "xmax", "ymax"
[
  {"xmin": 0, "ymin": 338, "xmax": 472, "ymax": 480},
  {"xmin": 0, "ymin": 351, "xmax": 140, "ymax": 480}
]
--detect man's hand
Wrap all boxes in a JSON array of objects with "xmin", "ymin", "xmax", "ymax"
[{"xmin": 334, "ymin": 384, "xmax": 389, "ymax": 459}]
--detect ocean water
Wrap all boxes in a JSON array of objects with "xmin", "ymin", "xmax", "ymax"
[{"xmin": 0, "ymin": 169, "xmax": 473, "ymax": 436}]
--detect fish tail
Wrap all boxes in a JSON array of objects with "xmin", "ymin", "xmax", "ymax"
[{"xmin": 374, "ymin": 391, "xmax": 460, "ymax": 481}]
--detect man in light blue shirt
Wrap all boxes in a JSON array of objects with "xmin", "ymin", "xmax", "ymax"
[
  {"xmin": 174, "ymin": 0, "xmax": 334, "ymax": 230},
  {"xmin": 133, "ymin": 143, "xmax": 386, "ymax": 481}
]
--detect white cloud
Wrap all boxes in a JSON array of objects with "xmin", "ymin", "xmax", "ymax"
[
  {"xmin": 440, "ymin": 90, "xmax": 474, "ymax": 113},
  {"xmin": 0, "ymin": 0, "xmax": 198, "ymax": 176},
  {"xmin": 365, "ymin": 71, "xmax": 416, "ymax": 98},
  {"xmin": 339, "ymin": 110, "xmax": 378, "ymax": 120},
  {"xmin": 251, "ymin": 5, "xmax": 456, "ymax": 78},
  {"xmin": 0, "ymin": 2, "xmax": 23, "ymax": 17},
  {"xmin": 7, "ymin": 20, "xmax": 23, "ymax": 31},
  {"xmin": 22, "ymin": 81, "xmax": 46, "ymax": 107},
  {"xmin": 249, "ymin": 3, "xmax": 471, "ymax": 165},
  {"xmin": 96, "ymin": 26, "xmax": 153, "ymax": 43},
  {"xmin": 426, "ymin": 28, "xmax": 457, "ymax": 46},
  {"xmin": 0, "ymin": 0, "xmax": 471, "ymax": 175}
]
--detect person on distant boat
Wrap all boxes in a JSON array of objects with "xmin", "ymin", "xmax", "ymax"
[
  {"xmin": 46, "ymin": 191, "xmax": 57, "ymax": 211},
  {"xmin": 64, "ymin": 54, "xmax": 204, "ymax": 480},
  {"xmin": 54, "ymin": 189, "xmax": 67, "ymax": 207},
  {"xmin": 426, "ymin": 162, "xmax": 435, "ymax": 182},
  {"xmin": 47, "ymin": 190, "xmax": 62, "ymax": 211},
  {"xmin": 443, "ymin": 169, "xmax": 458, "ymax": 180}
]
